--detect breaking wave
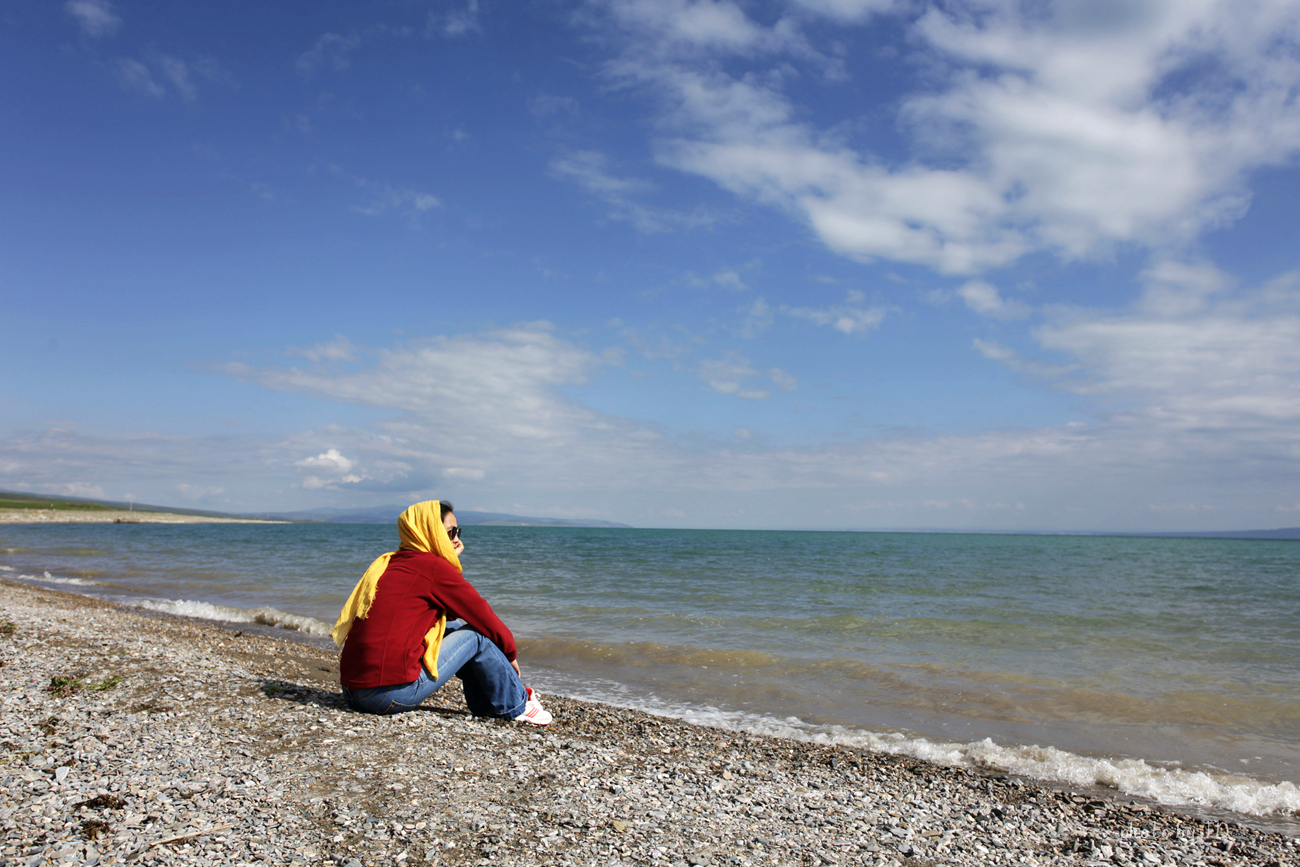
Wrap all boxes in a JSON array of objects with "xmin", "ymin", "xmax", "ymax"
[
  {"xmin": 542, "ymin": 678, "xmax": 1300, "ymax": 820},
  {"xmin": 132, "ymin": 598, "xmax": 333, "ymax": 638},
  {"xmin": 17, "ymin": 569, "xmax": 100, "ymax": 586}
]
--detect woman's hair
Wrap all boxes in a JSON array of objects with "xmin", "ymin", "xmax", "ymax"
[{"xmin": 439, "ymin": 501, "xmax": 454, "ymax": 520}]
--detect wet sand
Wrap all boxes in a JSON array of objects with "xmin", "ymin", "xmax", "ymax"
[{"xmin": 1, "ymin": 578, "xmax": 1294, "ymax": 867}]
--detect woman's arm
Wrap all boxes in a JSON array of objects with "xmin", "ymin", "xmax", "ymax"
[{"xmin": 420, "ymin": 555, "xmax": 518, "ymax": 661}]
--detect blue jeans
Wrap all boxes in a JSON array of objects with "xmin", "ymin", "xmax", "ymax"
[{"xmin": 342, "ymin": 621, "xmax": 527, "ymax": 718}]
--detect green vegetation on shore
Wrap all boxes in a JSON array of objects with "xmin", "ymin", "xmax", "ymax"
[
  {"xmin": 0, "ymin": 492, "xmax": 113, "ymax": 513},
  {"xmin": 45, "ymin": 673, "xmax": 124, "ymax": 697},
  {"xmin": 0, "ymin": 489, "xmax": 249, "ymax": 520}
]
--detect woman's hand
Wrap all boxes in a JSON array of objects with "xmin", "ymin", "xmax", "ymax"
[
  {"xmin": 511, "ymin": 659, "xmax": 522, "ymax": 679},
  {"xmin": 451, "ymin": 537, "xmax": 464, "ymax": 556}
]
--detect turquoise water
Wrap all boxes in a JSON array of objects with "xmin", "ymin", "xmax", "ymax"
[{"xmin": 3, "ymin": 523, "xmax": 1298, "ymax": 821}]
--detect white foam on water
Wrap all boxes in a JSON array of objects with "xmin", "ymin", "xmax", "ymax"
[
  {"xmin": 543, "ymin": 679, "xmax": 1299, "ymax": 820},
  {"xmin": 853, "ymin": 732, "xmax": 1300, "ymax": 818},
  {"xmin": 19, "ymin": 570, "xmax": 100, "ymax": 587},
  {"xmin": 133, "ymin": 598, "xmax": 333, "ymax": 638},
  {"xmin": 3, "ymin": 569, "xmax": 334, "ymax": 637},
  {"xmin": 0, "ymin": 565, "xmax": 14, "ymax": 571},
  {"xmin": 6, "ymin": 564, "xmax": 1296, "ymax": 821}
]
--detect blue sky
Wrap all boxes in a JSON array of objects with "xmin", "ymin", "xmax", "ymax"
[{"xmin": 3, "ymin": 0, "xmax": 1300, "ymax": 530}]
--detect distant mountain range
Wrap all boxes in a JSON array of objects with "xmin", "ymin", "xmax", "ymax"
[
  {"xmin": 3, "ymin": 489, "xmax": 1297, "ymax": 536},
  {"xmin": 0, "ymin": 490, "xmax": 630, "ymax": 528},
  {"xmin": 1142, "ymin": 527, "xmax": 1300, "ymax": 541},
  {"xmin": 250, "ymin": 505, "xmax": 631, "ymax": 528}
]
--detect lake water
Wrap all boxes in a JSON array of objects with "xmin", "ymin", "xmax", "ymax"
[{"xmin": 2, "ymin": 522, "xmax": 1297, "ymax": 826}]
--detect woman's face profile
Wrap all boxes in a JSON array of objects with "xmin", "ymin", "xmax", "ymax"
[{"xmin": 444, "ymin": 512, "xmax": 464, "ymax": 555}]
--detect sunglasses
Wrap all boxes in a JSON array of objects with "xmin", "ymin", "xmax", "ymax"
[{"xmin": 446, "ymin": 525, "xmax": 461, "ymax": 541}]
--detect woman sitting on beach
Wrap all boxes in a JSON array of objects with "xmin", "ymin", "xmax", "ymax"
[{"xmin": 332, "ymin": 500, "xmax": 551, "ymax": 724}]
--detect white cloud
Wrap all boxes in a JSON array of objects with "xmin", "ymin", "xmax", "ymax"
[
  {"xmin": 355, "ymin": 189, "xmax": 439, "ymax": 217},
  {"xmin": 7, "ymin": 284, "xmax": 1300, "ymax": 528},
  {"xmin": 958, "ymin": 280, "xmax": 1030, "ymax": 319},
  {"xmin": 972, "ymin": 338, "xmax": 1015, "ymax": 364},
  {"xmin": 296, "ymin": 448, "xmax": 355, "ymax": 474},
  {"xmin": 602, "ymin": 0, "xmax": 806, "ymax": 57},
  {"xmin": 790, "ymin": 0, "xmax": 897, "ymax": 22},
  {"xmin": 685, "ymin": 265, "xmax": 757, "ymax": 291},
  {"xmin": 297, "ymin": 33, "xmax": 362, "ymax": 75},
  {"xmin": 238, "ymin": 324, "xmax": 598, "ymax": 419},
  {"xmin": 1036, "ymin": 282, "xmax": 1300, "ymax": 436},
  {"xmin": 711, "ymin": 269, "xmax": 746, "ymax": 291},
  {"xmin": 595, "ymin": 0, "xmax": 1300, "ymax": 273},
  {"xmin": 739, "ymin": 296, "xmax": 774, "ymax": 338},
  {"xmin": 222, "ymin": 323, "xmax": 633, "ymax": 489},
  {"xmin": 113, "ymin": 55, "xmax": 228, "ymax": 100},
  {"xmin": 327, "ymin": 166, "xmax": 440, "ymax": 219},
  {"xmin": 115, "ymin": 59, "xmax": 164, "ymax": 98},
  {"xmin": 973, "ymin": 338, "xmax": 1077, "ymax": 379},
  {"xmin": 442, "ymin": 0, "xmax": 481, "ymax": 37},
  {"xmin": 551, "ymin": 150, "xmax": 651, "ymax": 197},
  {"xmin": 550, "ymin": 149, "xmax": 713, "ymax": 233},
  {"xmin": 769, "ymin": 367, "xmax": 798, "ymax": 391},
  {"xmin": 971, "ymin": 267, "xmax": 1300, "ymax": 446},
  {"xmin": 158, "ymin": 56, "xmax": 197, "ymax": 101},
  {"xmin": 698, "ymin": 353, "xmax": 770, "ymax": 399},
  {"xmin": 1137, "ymin": 258, "xmax": 1231, "ymax": 317},
  {"xmin": 66, "ymin": 0, "xmax": 120, "ymax": 38},
  {"xmin": 0, "ymin": 428, "xmax": 284, "ymax": 503},
  {"xmin": 175, "ymin": 483, "xmax": 225, "ymax": 502},
  {"xmin": 784, "ymin": 290, "xmax": 886, "ymax": 334},
  {"xmin": 530, "ymin": 94, "xmax": 580, "ymax": 118},
  {"xmin": 59, "ymin": 482, "xmax": 107, "ymax": 499},
  {"xmin": 289, "ymin": 336, "xmax": 357, "ymax": 362}
]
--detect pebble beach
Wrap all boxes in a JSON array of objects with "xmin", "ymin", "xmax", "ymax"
[{"xmin": 2, "ymin": 578, "xmax": 1295, "ymax": 867}]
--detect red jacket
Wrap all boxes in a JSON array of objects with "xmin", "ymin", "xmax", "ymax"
[{"xmin": 339, "ymin": 550, "xmax": 517, "ymax": 689}]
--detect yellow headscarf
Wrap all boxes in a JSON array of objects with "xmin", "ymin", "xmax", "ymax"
[{"xmin": 332, "ymin": 500, "xmax": 462, "ymax": 679}]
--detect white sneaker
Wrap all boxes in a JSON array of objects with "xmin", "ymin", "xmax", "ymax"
[{"xmin": 513, "ymin": 686, "xmax": 552, "ymax": 726}]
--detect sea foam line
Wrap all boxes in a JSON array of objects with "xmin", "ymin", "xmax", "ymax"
[
  {"xmin": 542, "ymin": 678, "xmax": 1299, "ymax": 820},
  {"xmin": 132, "ymin": 598, "xmax": 334, "ymax": 638},
  {"xmin": 3, "ymin": 570, "xmax": 335, "ymax": 637},
  {"xmin": 8, "ymin": 571, "xmax": 1297, "ymax": 819},
  {"xmin": 17, "ymin": 570, "xmax": 100, "ymax": 587}
]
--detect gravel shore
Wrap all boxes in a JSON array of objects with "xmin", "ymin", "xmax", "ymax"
[{"xmin": 2, "ymin": 578, "xmax": 1294, "ymax": 867}]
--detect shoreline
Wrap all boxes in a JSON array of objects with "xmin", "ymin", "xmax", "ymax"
[
  {"xmin": 0, "ymin": 509, "xmax": 283, "ymax": 524},
  {"xmin": 2, "ymin": 579, "xmax": 1295, "ymax": 867}
]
